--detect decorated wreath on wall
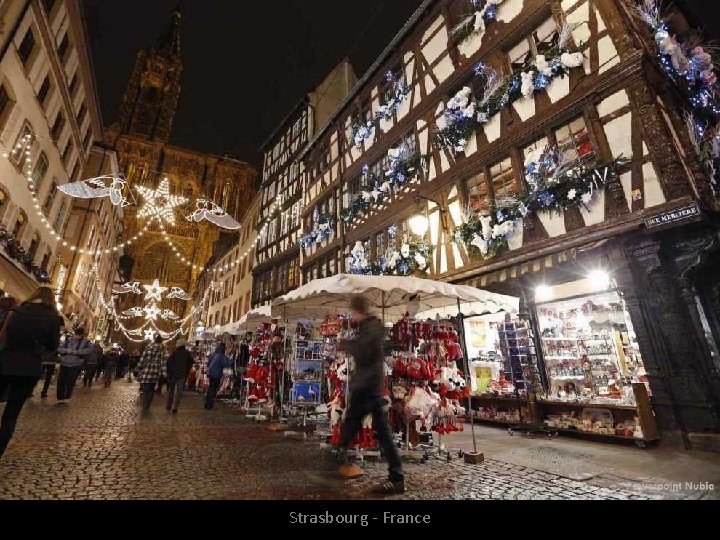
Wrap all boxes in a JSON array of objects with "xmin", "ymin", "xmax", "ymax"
[
  {"xmin": 346, "ymin": 238, "xmax": 430, "ymax": 277},
  {"xmin": 350, "ymin": 71, "xmax": 411, "ymax": 148},
  {"xmin": 300, "ymin": 209, "xmax": 335, "ymax": 248}
]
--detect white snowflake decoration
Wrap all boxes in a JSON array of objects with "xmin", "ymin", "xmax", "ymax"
[{"xmin": 143, "ymin": 279, "xmax": 168, "ymax": 302}]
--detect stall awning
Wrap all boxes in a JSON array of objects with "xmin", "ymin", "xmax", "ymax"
[
  {"xmin": 235, "ymin": 305, "xmax": 272, "ymax": 330},
  {"xmin": 0, "ymin": 254, "xmax": 40, "ymax": 301},
  {"xmin": 273, "ymin": 274, "xmax": 518, "ymax": 321}
]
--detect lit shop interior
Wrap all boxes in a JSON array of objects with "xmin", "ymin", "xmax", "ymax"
[{"xmin": 462, "ymin": 254, "xmax": 658, "ymax": 445}]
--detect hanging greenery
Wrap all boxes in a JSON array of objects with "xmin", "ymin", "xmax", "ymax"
[
  {"xmin": 300, "ymin": 210, "xmax": 335, "ymax": 248},
  {"xmin": 350, "ymin": 71, "xmax": 411, "ymax": 148},
  {"xmin": 451, "ymin": 0, "xmax": 505, "ymax": 43},
  {"xmin": 634, "ymin": 0, "xmax": 720, "ymax": 198},
  {"xmin": 453, "ymin": 146, "xmax": 628, "ymax": 260},
  {"xmin": 341, "ymin": 146, "xmax": 426, "ymax": 224},
  {"xmin": 436, "ymin": 24, "xmax": 585, "ymax": 153}
]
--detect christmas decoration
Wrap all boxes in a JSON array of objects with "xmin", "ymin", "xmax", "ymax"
[
  {"xmin": 300, "ymin": 208, "xmax": 335, "ymax": 248},
  {"xmin": 142, "ymin": 279, "xmax": 168, "ymax": 302},
  {"xmin": 185, "ymin": 198, "xmax": 241, "ymax": 230},
  {"xmin": 136, "ymin": 178, "xmax": 188, "ymax": 226},
  {"xmin": 451, "ymin": 0, "xmax": 505, "ymax": 43},
  {"xmin": 142, "ymin": 303, "xmax": 162, "ymax": 322},
  {"xmin": 453, "ymin": 145, "xmax": 627, "ymax": 260},
  {"xmin": 57, "ymin": 174, "xmax": 134, "ymax": 207},
  {"xmin": 121, "ymin": 306, "xmax": 144, "ymax": 317},
  {"xmin": 166, "ymin": 287, "xmax": 192, "ymax": 301},
  {"xmin": 113, "ymin": 281, "xmax": 143, "ymax": 295},
  {"xmin": 634, "ymin": 0, "xmax": 720, "ymax": 198},
  {"xmin": 436, "ymin": 26, "xmax": 584, "ymax": 153},
  {"xmin": 350, "ymin": 70, "xmax": 410, "ymax": 148},
  {"xmin": 346, "ymin": 238, "xmax": 430, "ymax": 276}
]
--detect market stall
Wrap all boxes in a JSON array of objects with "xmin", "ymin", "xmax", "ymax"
[{"xmin": 272, "ymin": 274, "xmax": 519, "ymax": 457}]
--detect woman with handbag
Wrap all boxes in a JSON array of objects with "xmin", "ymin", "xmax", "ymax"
[{"xmin": 0, "ymin": 287, "xmax": 63, "ymax": 459}]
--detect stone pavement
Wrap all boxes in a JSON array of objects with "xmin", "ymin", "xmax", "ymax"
[{"xmin": 0, "ymin": 382, "xmax": 717, "ymax": 500}]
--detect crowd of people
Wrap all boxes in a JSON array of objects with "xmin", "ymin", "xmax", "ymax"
[{"xmin": 0, "ymin": 286, "xmax": 236, "ymax": 461}]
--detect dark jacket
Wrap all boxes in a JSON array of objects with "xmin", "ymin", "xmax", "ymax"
[
  {"xmin": 207, "ymin": 345, "xmax": 231, "ymax": 379},
  {"xmin": 166, "ymin": 346, "xmax": 194, "ymax": 380},
  {"xmin": 237, "ymin": 342, "xmax": 250, "ymax": 369},
  {"xmin": 0, "ymin": 303, "xmax": 63, "ymax": 377},
  {"xmin": 341, "ymin": 315, "xmax": 385, "ymax": 394}
]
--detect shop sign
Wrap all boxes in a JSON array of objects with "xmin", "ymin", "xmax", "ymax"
[{"xmin": 644, "ymin": 203, "xmax": 702, "ymax": 230}]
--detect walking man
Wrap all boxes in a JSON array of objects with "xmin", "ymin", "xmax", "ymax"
[
  {"xmin": 337, "ymin": 296, "xmax": 405, "ymax": 494},
  {"xmin": 135, "ymin": 335, "xmax": 166, "ymax": 413},
  {"xmin": 166, "ymin": 338, "xmax": 194, "ymax": 413},
  {"xmin": 56, "ymin": 327, "xmax": 93, "ymax": 404},
  {"xmin": 82, "ymin": 341, "xmax": 101, "ymax": 388}
]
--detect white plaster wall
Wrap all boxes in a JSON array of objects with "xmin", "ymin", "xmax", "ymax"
[
  {"xmin": 642, "ymin": 162, "xmax": 666, "ymax": 208},
  {"xmin": 536, "ymin": 212, "xmax": 566, "ymax": 237},
  {"xmin": 597, "ymin": 35, "xmax": 619, "ymax": 74},
  {"xmin": 579, "ymin": 189, "xmax": 606, "ymax": 225},
  {"xmin": 604, "ymin": 112, "xmax": 633, "ymax": 158},
  {"xmin": 597, "ymin": 90, "xmax": 629, "ymax": 117}
]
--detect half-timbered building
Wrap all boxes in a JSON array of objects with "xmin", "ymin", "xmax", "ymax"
[
  {"xmin": 299, "ymin": 0, "xmax": 720, "ymax": 448},
  {"xmin": 252, "ymin": 61, "xmax": 356, "ymax": 307}
]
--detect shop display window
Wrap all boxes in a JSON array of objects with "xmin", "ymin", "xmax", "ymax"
[{"xmin": 536, "ymin": 290, "xmax": 648, "ymax": 405}]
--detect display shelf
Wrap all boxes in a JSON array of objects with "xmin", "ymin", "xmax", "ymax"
[
  {"xmin": 537, "ymin": 398, "xmax": 638, "ymax": 411},
  {"xmin": 472, "ymin": 394, "xmax": 527, "ymax": 403},
  {"xmin": 547, "ymin": 427, "xmax": 657, "ymax": 443}
]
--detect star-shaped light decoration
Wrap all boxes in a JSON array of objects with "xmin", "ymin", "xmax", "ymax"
[
  {"xmin": 136, "ymin": 178, "xmax": 188, "ymax": 226},
  {"xmin": 143, "ymin": 329, "xmax": 157, "ymax": 342},
  {"xmin": 143, "ymin": 303, "xmax": 162, "ymax": 321},
  {"xmin": 143, "ymin": 279, "xmax": 168, "ymax": 302}
]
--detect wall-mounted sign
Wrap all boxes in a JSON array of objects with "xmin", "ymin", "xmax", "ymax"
[{"xmin": 644, "ymin": 203, "xmax": 702, "ymax": 230}]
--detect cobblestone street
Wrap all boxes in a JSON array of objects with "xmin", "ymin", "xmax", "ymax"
[{"xmin": 0, "ymin": 382, "xmax": 717, "ymax": 500}]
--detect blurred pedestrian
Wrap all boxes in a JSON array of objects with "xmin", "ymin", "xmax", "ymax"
[
  {"xmin": 205, "ymin": 343, "xmax": 231, "ymax": 410},
  {"xmin": 135, "ymin": 335, "xmax": 167, "ymax": 412},
  {"xmin": 117, "ymin": 348, "xmax": 129, "ymax": 379},
  {"xmin": 165, "ymin": 338, "xmax": 193, "ymax": 413},
  {"xmin": 103, "ymin": 347, "xmax": 119, "ymax": 387},
  {"xmin": 56, "ymin": 327, "xmax": 93, "ymax": 403},
  {"xmin": 0, "ymin": 287, "xmax": 62, "ymax": 459},
  {"xmin": 82, "ymin": 341, "xmax": 101, "ymax": 388}
]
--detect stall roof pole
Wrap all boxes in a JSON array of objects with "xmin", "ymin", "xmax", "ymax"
[{"xmin": 458, "ymin": 298, "xmax": 478, "ymax": 455}]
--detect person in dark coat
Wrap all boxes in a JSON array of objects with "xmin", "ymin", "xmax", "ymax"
[
  {"xmin": 205, "ymin": 343, "xmax": 231, "ymax": 410},
  {"xmin": 165, "ymin": 338, "xmax": 194, "ymax": 413},
  {"xmin": 338, "ymin": 295, "xmax": 404, "ymax": 495},
  {"xmin": 117, "ymin": 349, "xmax": 129, "ymax": 379},
  {"xmin": 56, "ymin": 327, "xmax": 93, "ymax": 403},
  {"xmin": 0, "ymin": 287, "xmax": 62, "ymax": 459}
]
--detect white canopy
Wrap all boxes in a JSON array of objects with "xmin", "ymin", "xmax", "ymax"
[
  {"xmin": 272, "ymin": 274, "xmax": 518, "ymax": 322},
  {"xmin": 234, "ymin": 305, "xmax": 272, "ymax": 329}
]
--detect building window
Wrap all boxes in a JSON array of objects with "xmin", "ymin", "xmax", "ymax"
[
  {"xmin": 464, "ymin": 170, "xmax": 489, "ymax": 214},
  {"xmin": 489, "ymin": 157, "xmax": 518, "ymax": 203},
  {"xmin": 53, "ymin": 199, "xmax": 67, "ymax": 231},
  {"xmin": 17, "ymin": 28, "xmax": 36, "ymax": 68},
  {"xmin": 28, "ymin": 232, "xmax": 40, "ymax": 261},
  {"xmin": 57, "ymin": 33, "xmax": 70, "ymax": 64},
  {"xmin": 77, "ymin": 102, "xmax": 87, "ymax": 127},
  {"xmin": 51, "ymin": 112, "xmax": 65, "ymax": 142},
  {"xmin": 13, "ymin": 210, "xmax": 27, "ymax": 239},
  {"xmin": 38, "ymin": 74, "xmax": 51, "ymax": 107},
  {"xmin": 32, "ymin": 151, "xmax": 49, "ymax": 190},
  {"xmin": 62, "ymin": 140, "xmax": 74, "ymax": 167},
  {"xmin": 289, "ymin": 258, "xmax": 299, "ymax": 288},
  {"xmin": 43, "ymin": 0, "xmax": 56, "ymax": 14},
  {"xmin": 0, "ymin": 84, "xmax": 13, "ymax": 131},
  {"xmin": 554, "ymin": 116, "xmax": 595, "ymax": 163},
  {"xmin": 68, "ymin": 71, "xmax": 79, "ymax": 97},
  {"xmin": 508, "ymin": 17, "xmax": 558, "ymax": 74},
  {"xmin": 0, "ymin": 187, "xmax": 8, "ymax": 223},
  {"xmin": 10, "ymin": 123, "xmax": 34, "ymax": 168},
  {"xmin": 44, "ymin": 181, "xmax": 57, "ymax": 212}
]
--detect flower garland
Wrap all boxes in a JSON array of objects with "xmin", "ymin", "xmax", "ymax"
[
  {"xmin": 635, "ymin": 0, "xmax": 720, "ymax": 198},
  {"xmin": 436, "ymin": 26, "xmax": 584, "ymax": 153},
  {"xmin": 346, "ymin": 239, "xmax": 430, "ymax": 277},
  {"xmin": 300, "ymin": 209, "xmax": 335, "ymax": 248},
  {"xmin": 451, "ymin": 0, "xmax": 504, "ymax": 43},
  {"xmin": 454, "ymin": 146, "xmax": 627, "ymax": 260},
  {"xmin": 350, "ymin": 71, "xmax": 411, "ymax": 148},
  {"xmin": 341, "ymin": 145, "xmax": 425, "ymax": 224}
]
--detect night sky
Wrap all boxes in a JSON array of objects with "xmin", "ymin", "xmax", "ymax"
[
  {"xmin": 83, "ymin": 0, "xmax": 720, "ymax": 170},
  {"xmin": 83, "ymin": 0, "xmax": 422, "ymax": 167}
]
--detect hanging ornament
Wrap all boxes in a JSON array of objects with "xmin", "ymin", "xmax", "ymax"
[
  {"xmin": 185, "ymin": 199, "xmax": 241, "ymax": 230},
  {"xmin": 160, "ymin": 309, "xmax": 180, "ymax": 321},
  {"xmin": 121, "ymin": 306, "xmax": 143, "ymax": 317},
  {"xmin": 136, "ymin": 178, "xmax": 188, "ymax": 226},
  {"xmin": 166, "ymin": 287, "xmax": 192, "ymax": 301},
  {"xmin": 113, "ymin": 281, "xmax": 143, "ymax": 295},
  {"xmin": 142, "ymin": 279, "xmax": 168, "ymax": 302},
  {"xmin": 57, "ymin": 174, "xmax": 135, "ymax": 207},
  {"xmin": 143, "ymin": 329, "xmax": 157, "ymax": 342},
  {"xmin": 143, "ymin": 303, "xmax": 162, "ymax": 322}
]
